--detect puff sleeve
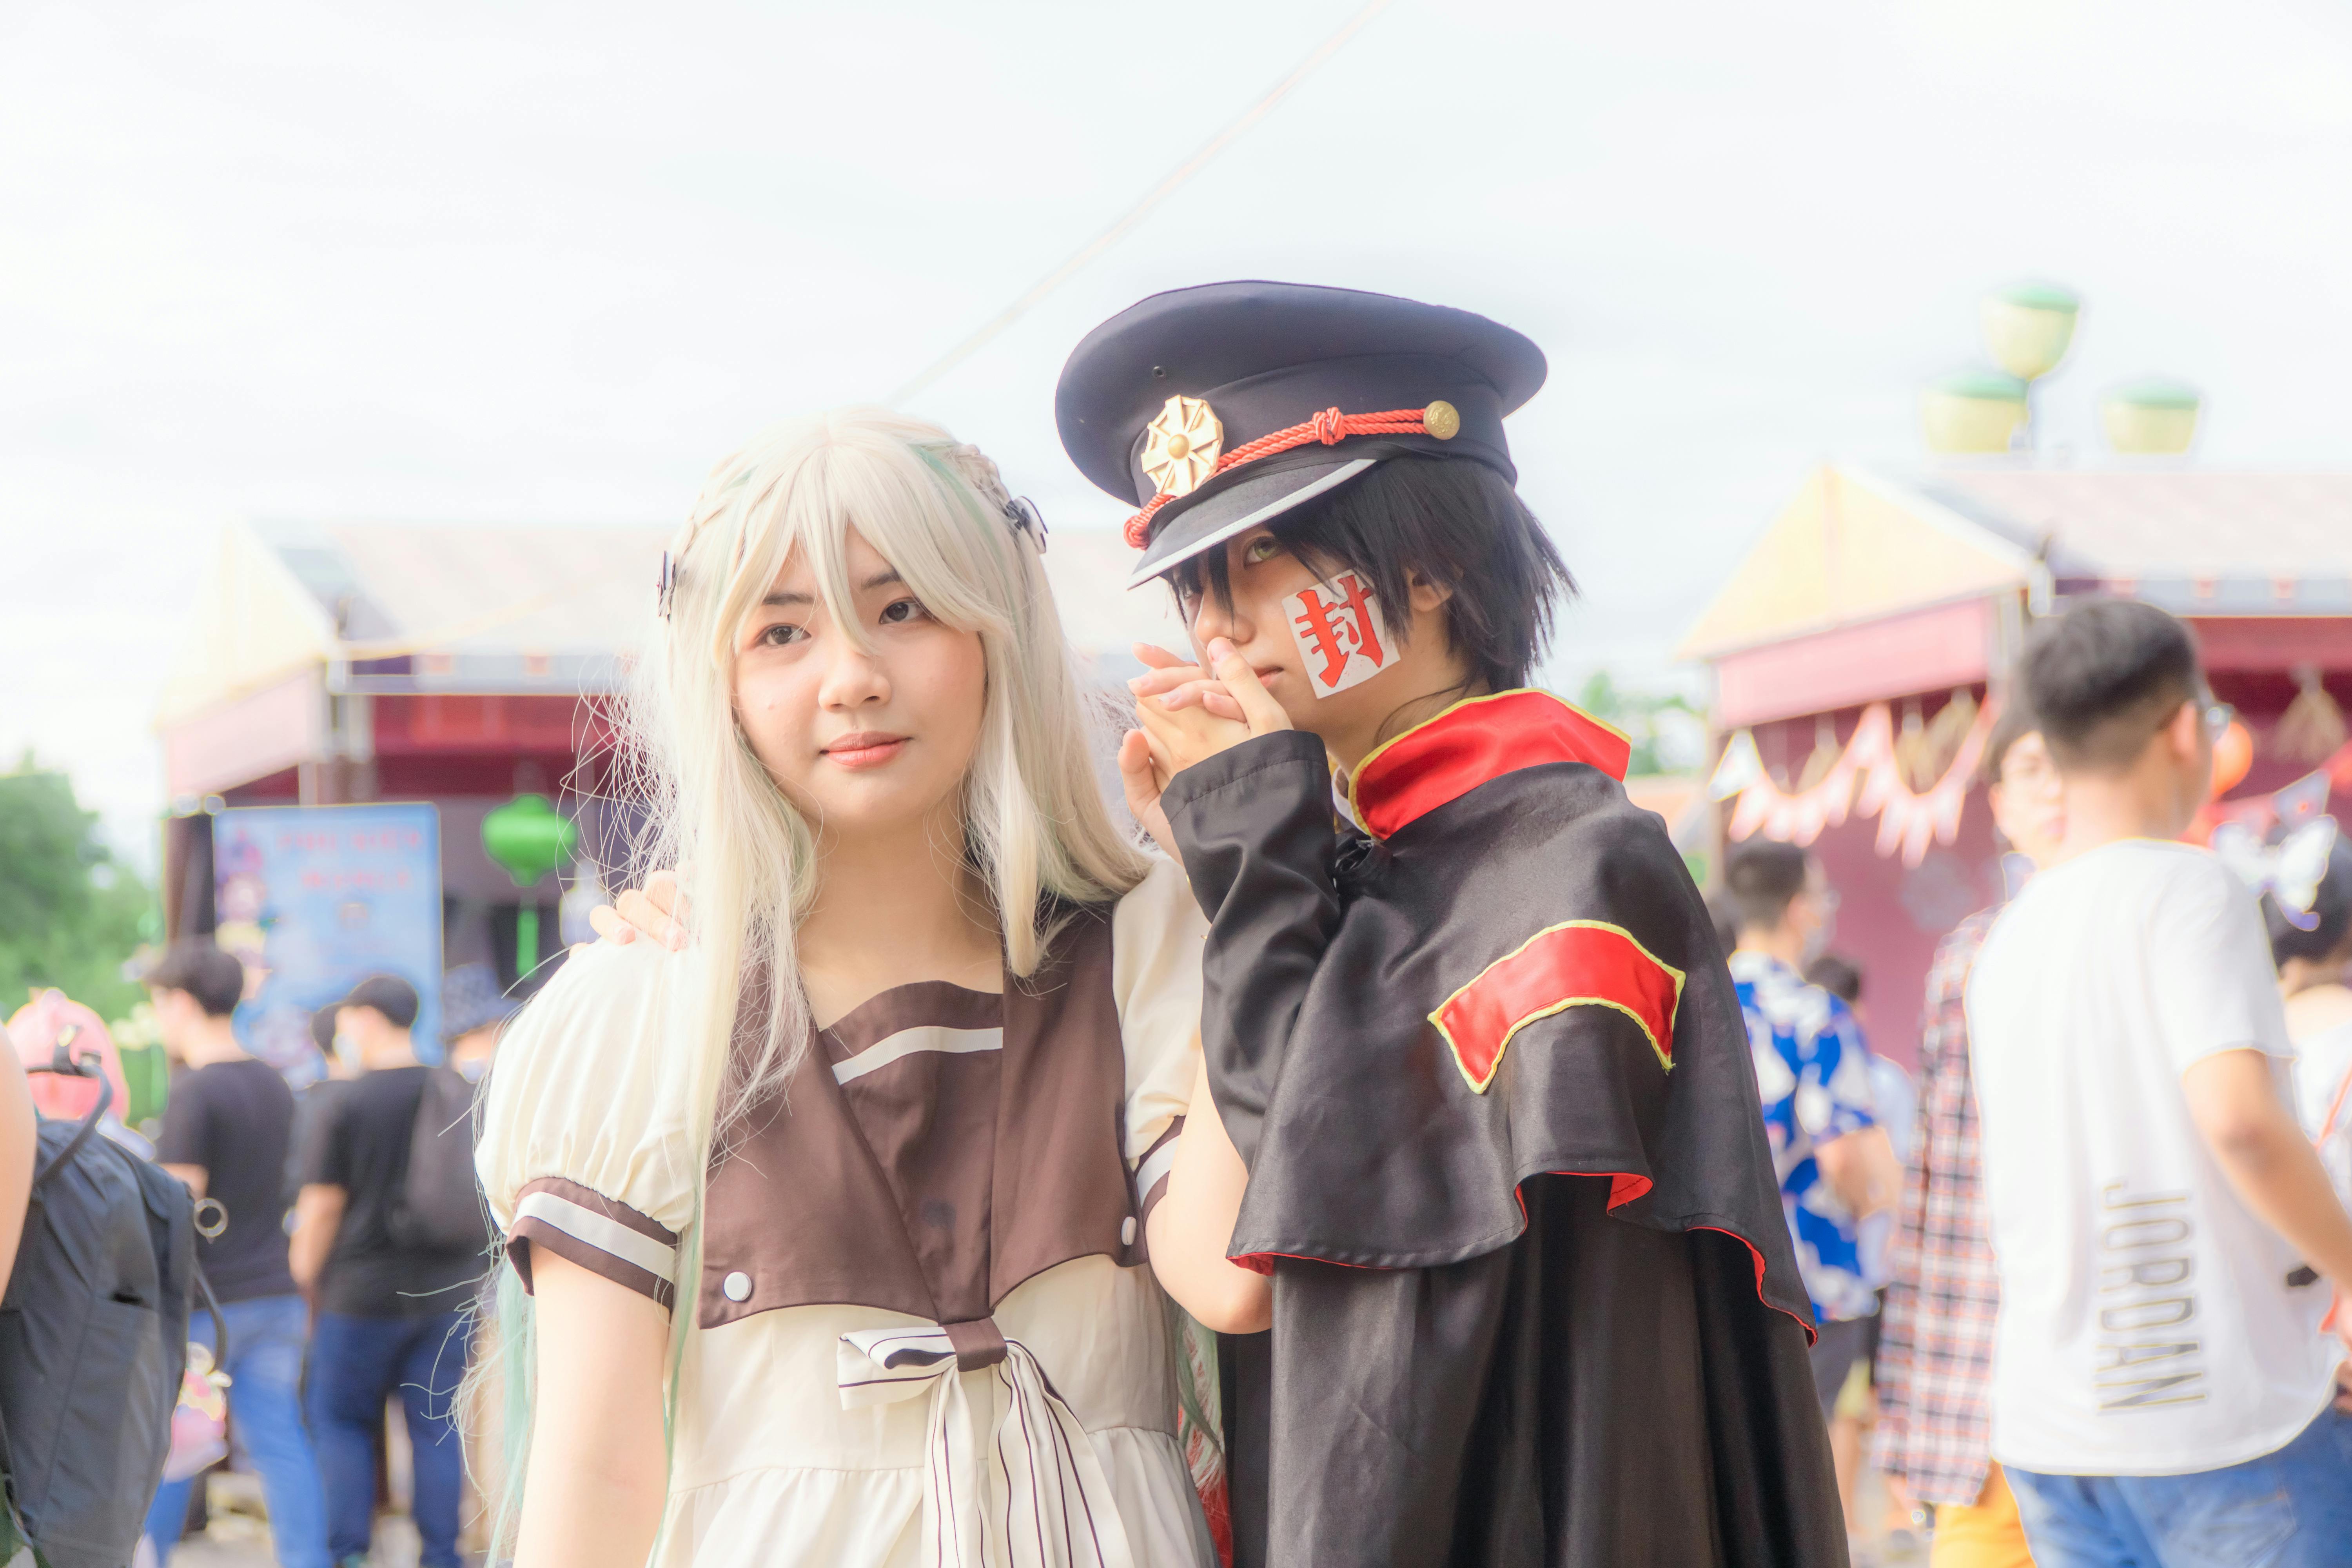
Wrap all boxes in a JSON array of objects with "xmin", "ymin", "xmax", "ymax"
[
  {"xmin": 1110, "ymin": 856, "xmax": 1207, "ymax": 1226},
  {"xmin": 475, "ymin": 942, "xmax": 702, "ymax": 1309}
]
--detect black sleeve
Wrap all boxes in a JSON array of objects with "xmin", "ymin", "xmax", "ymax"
[
  {"xmin": 1161, "ymin": 730, "xmax": 1341, "ymax": 1171},
  {"xmin": 297, "ymin": 1084, "xmax": 351, "ymax": 1189},
  {"xmin": 153, "ymin": 1070, "xmax": 209, "ymax": 1169}
]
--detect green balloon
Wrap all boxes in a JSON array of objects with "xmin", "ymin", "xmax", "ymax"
[
  {"xmin": 1927, "ymin": 367, "xmax": 2029, "ymax": 404},
  {"xmin": 481, "ymin": 794, "xmax": 578, "ymax": 888},
  {"xmin": 1989, "ymin": 280, "xmax": 2080, "ymax": 314},
  {"xmin": 2105, "ymin": 376, "xmax": 2202, "ymax": 410}
]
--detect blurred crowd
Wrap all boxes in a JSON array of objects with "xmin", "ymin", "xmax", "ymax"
[{"xmin": 1715, "ymin": 599, "xmax": 2352, "ymax": 1568}]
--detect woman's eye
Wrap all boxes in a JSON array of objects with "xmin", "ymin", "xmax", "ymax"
[
  {"xmin": 879, "ymin": 597, "xmax": 929, "ymax": 626},
  {"xmin": 1241, "ymin": 536, "xmax": 1281, "ymax": 566},
  {"xmin": 759, "ymin": 622, "xmax": 806, "ymax": 647}
]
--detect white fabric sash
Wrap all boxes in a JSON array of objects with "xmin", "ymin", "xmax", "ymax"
[{"xmin": 837, "ymin": 1325, "xmax": 1138, "ymax": 1568}]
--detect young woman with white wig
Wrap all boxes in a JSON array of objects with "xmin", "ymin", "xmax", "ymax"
[{"xmin": 474, "ymin": 408, "xmax": 1259, "ymax": 1568}]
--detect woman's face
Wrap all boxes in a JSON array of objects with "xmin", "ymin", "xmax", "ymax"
[{"xmin": 733, "ymin": 528, "xmax": 987, "ymax": 844}]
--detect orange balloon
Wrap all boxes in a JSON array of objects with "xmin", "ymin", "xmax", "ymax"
[{"xmin": 2209, "ymin": 719, "xmax": 2253, "ymax": 799}]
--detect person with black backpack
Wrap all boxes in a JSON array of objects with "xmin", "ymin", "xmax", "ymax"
[
  {"xmin": 288, "ymin": 975, "xmax": 488, "ymax": 1568},
  {"xmin": 0, "ymin": 1011, "xmax": 194, "ymax": 1568},
  {"xmin": 138, "ymin": 941, "xmax": 330, "ymax": 1568}
]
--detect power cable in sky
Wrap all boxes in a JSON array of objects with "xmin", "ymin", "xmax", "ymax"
[{"xmin": 886, "ymin": 0, "xmax": 1394, "ymax": 408}]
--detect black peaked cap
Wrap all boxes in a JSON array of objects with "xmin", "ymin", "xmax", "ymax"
[{"xmin": 1056, "ymin": 281, "xmax": 1547, "ymax": 586}]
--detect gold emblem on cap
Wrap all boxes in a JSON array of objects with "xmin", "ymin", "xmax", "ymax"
[
  {"xmin": 1142, "ymin": 395, "xmax": 1223, "ymax": 497},
  {"xmin": 1423, "ymin": 401, "xmax": 1461, "ymax": 441}
]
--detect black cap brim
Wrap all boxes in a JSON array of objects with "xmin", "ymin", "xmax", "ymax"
[{"xmin": 1122, "ymin": 455, "xmax": 1379, "ymax": 589}]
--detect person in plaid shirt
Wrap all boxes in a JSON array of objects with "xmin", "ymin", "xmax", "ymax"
[{"xmin": 1876, "ymin": 705, "xmax": 2063, "ymax": 1568}]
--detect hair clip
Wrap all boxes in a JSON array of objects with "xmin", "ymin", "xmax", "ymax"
[
  {"xmin": 656, "ymin": 550, "xmax": 678, "ymax": 619},
  {"xmin": 1005, "ymin": 495, "xmax": 1049, "ymax": 555}
]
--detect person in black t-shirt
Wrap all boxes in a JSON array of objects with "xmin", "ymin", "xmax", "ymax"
[
  {"xmin": 138, "ymin": 941, "xmax": 330, "ymax": 1568},
  {"xmin": 290, "ymin": 974, "xmax": 484, "ymax": 1568}
]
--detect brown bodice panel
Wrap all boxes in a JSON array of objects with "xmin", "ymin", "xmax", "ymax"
[
  {"xmin": 696, "ymin": 906, "xmax": 1143, "ymax": 1330},
  {"xmin": 991, "ymin": 911, "xmax": 1143, "ymax": 1298}
]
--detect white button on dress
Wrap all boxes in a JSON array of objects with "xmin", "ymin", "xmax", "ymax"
[{"xmin": 722, "ymin": 1270, "xmax": 753, "ymax": 1302}]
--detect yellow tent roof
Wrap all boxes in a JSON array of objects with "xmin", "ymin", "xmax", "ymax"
[
  {"xmin": 154, "ymin": 520, "xmax": 339, "ymax": 729},
  {"xmin": 1677, "ymin": 465, "xmax": 2036, "ymax": 661},
  {"xmin": 154, "ymin": 519, "xmax": 671, "ymax": 731}
]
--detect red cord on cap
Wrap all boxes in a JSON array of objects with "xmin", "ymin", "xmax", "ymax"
[{"xmin": 1123, "ymin": 406, "xmax": 1436, "ymax": 548}]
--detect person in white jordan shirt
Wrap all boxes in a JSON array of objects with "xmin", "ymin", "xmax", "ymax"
[{"xmin": 1966, "ymin": 599, "xmax": 2352, "ymax": 1568}]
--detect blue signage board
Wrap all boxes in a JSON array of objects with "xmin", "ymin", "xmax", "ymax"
[{"xmin": 213, "ymin": 803, "xmax": 443, "ymax": 1082}]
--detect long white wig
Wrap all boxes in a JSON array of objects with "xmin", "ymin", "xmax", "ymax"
[
  {"xmin": 481, "ymin": 408, "xmax": 1161, "ymax": 1550},
  {"xmin": 630, "ymin": 407, "xmax": 1147, "ymax": 1146}
]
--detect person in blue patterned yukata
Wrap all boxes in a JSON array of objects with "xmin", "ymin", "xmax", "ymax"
[{"xmin": 1723, "ymin": 839, "xmax": 1902, "ymax": 1422}]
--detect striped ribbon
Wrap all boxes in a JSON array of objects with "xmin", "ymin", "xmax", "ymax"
[{"xmin": 837, "ymin": 1325, "xmax": 1138, "ymax": 1568}]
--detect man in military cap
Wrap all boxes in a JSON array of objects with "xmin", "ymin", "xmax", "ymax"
[{"xmin": 1077, "ymin": 281, "xmax": 1846, "ymax": 1567}]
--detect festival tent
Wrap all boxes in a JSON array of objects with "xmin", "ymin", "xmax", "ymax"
[
  {"xmin": 1680, "ymin": 465, "xmax": 2352, "ymax": 1065},
  {"xmin": 154, "ymin": 519, "xmax": 669, "ymax": 986}
]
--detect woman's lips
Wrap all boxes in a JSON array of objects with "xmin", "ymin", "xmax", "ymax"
[{"xmin": 822, "ymin": 734, "xmax": 908, "ymax": 769}]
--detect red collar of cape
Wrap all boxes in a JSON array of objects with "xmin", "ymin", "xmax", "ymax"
[{"xmin": 1346, "ymin": 689, "xmax": 1632, "ymax": 842}]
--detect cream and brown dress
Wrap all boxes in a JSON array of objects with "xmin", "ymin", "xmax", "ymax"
[{"xmin": 477, "ymin": 859, "xmax": 1216, "ymax": 1568}]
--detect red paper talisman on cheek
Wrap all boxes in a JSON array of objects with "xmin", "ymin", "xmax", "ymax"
[{"xmin": 1284, "ymin": 570, "xmax": 1396, "ymax": 698}]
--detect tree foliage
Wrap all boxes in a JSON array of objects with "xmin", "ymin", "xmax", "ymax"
[
  {"xmin": 0, "ymin": 762, "xmax": 158, "ymax": 1021},
  {"xmin": 1574, "ymin": 671, "xmax": 1704, "ymax": 777}
]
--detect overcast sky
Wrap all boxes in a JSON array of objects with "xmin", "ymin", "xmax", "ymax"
[{"xmin": 5, "ymin": 0, "xmax": 2350, "ymax": 854}]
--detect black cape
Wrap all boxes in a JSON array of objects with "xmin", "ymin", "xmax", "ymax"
[{"xmin": 1164, "ymin": 695, "xmax": 1845, "ymax": 1568}]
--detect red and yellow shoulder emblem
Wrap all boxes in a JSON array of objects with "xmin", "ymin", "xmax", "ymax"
[{"xmin": 1429, "ymin": 920, "xmax": 1685, "ymax": 1094}]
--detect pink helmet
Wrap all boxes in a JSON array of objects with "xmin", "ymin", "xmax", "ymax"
[{"xmin": 7, "ymin": 990, "xmax": 130, "ymax": 1123}]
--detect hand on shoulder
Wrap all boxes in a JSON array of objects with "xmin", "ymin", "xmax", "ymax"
[{"xmin": 584, "ymin": 867, "xmax": 690, "ymax": 952}]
